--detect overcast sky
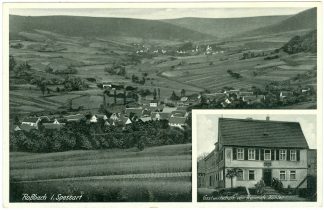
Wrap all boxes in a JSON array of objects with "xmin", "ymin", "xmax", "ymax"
[
  {"xmin": 9, "ymin": 8, "xmax": 310, "ymax": 19},
  {"xmin": 197, "ymin": 114, "xmax": 317, "ymax": 157}
]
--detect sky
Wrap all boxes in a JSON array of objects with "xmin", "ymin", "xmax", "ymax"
[
  {"xmin": 197, "ymin": 114, "xmax": 317, "ymax": 157},
  {"xmin": 9, "ymin": 8, "xmax": 310, "ymax": 19}
]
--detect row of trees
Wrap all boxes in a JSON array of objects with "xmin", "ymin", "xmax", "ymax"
[{"xmin": 10, "ymin": 119, "xmax": 191, "ymax": 153}]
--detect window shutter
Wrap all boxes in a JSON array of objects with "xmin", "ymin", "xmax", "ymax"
[
  {"xmin": 271, "ymin": 149, "xmax": 275, "ymax": 160},
  {"xmin": 233, "ymin": 148, "xmax": 237, "ymax": 160},
  {"xmin": 297, "ymin": 150, "xmax": 300, "ymax": 161},
  {"xmin": 287, "ymin": 150, "xmax": 290, "ymax": 161},
  {"xmin": 260, "ymin": 149, "xmax": 264, "ymax": 160},
  {"xmin": 244, "ymin": 148, "xmax": 248, "ymax": 160},
  {"xmin": 276, "ymin": 149, "xmax": 279, "ymax": 160},
  {"xmin": 256, "ymin": 149, "xmax": 259, "ymax": 160}
]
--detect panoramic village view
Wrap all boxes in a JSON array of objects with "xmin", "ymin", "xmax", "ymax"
[
  {"xmin": 197, "ymin": 115, "xmax": 317, "ymax": 202},
  {"xmin": 9, "ymin": 7, "xmax": 317, "ymax": 202}
]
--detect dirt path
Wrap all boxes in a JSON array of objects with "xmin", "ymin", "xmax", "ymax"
[{"xmin": 12, "ymin": 172, "xmax": 192, "ymax": 183}]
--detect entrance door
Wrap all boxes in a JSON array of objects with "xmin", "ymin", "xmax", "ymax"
[{"xmin": 263, "ymin": 169, "xmax": 272, "ymax": 186}]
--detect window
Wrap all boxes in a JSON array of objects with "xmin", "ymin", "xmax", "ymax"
[
  {"xmin": 220, "ymin": 170, "xmax": 223, "ymax": 180},
  {"xmin": 237, "ymin": 148, "xmax": 244, "ymax": 160},
  {"xmin": 290, "ymin": 150, "xmax": 297, "ymax": 161},
  {"xmin": 249, "ymin": 170, "xmax": 255, "ymax": 180},
  {"xmin": 248, "ymin": 149, "xmax": 255, "ymax": 160},
  {"xmin": 264, "ymin": 149, "xmax": 271, "ymax": 160},
  {"xmin": 279, "ymin": 149, "xmax": 287, "ymax": 160},
  {"xmin": 280, "ymin": 170, "xmax": 286, "ymax": 180},
  {"xmin": 290, "ymin": 170, "xmax": 296, "ymax": 180},
  {"xmin": 237, "ymin": 169, "xmax": 244, "ymax": 181}
]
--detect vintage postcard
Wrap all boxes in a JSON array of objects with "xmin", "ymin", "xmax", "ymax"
[
  {"xmin": 193, "ymin": 110, "xmax": 322, "ymax": 207},
  {"xmin": 2, "ymin": 1, "xmax": 322, "ymax": 208}
]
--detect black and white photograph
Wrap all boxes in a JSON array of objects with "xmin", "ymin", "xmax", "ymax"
[
  {"xmin": 2, "ymin": 1, "xmax": 321, "ymax": 206},
  {"xmin": 196, "ymin": 113, "xmax": 317, "ymax": 202}
]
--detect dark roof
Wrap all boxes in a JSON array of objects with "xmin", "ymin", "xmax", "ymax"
[
  {"xmin": 169, "ymin": 116, "xmax": 187, "ymax": 125},
  {"xmin": 151, "ymin": 112, "xmax": 171, "ymax": 120},
  {"xmin": 171, "ymin": 110, "xmax": 186, "ymax": 117},
  {"xmin": 43, "ymin": 123, "xmax": 65, "ymax": 130},
  {"xmin": 22, "ymin": 117, "xmax": 39, "ymax": 123},
  {"xmin": 219, "ymin": 118, "xmax": 309, "ymax": 149},
  {"xmin": 20, "ymin": 124, "xmax": 37, "ymax": 132},
  {"xmin": 63, "ymin": 114, "xmax": 85, "ymax": 121},
  {"xmin": 125, "ymin": 108, "xmax": 143, "ymax": 117}
]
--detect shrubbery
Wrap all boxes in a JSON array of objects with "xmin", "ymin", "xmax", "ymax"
[{"xmin": 10, "ymin": 119, "xmax": 191, "ymax": 153}]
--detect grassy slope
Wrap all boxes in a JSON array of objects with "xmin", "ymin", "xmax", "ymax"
[
  {"xmin": 10, "ymin": 144, "xmax": 192, "ymax": 181},
  {"xmin": 163, "ymin": 15, "xmax": 289, "ymax": 38},
  {"xmin": 10, "ymin": 144, "xmax": 192, "ymax": 202},
  {"xmin": 10, "ymin": 15, "xmax": 213, "ymax": 41},
  {"xmin": 239, "ymin": 8, "xmax": 316, "ymax": 37}
]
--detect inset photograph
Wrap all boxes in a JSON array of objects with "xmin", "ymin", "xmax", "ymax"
[{"xmin": 196, "ymin": 113, "xmax": 317, "ymax": 202}]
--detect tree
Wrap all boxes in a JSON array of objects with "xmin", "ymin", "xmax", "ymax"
[
  {"xmin": 114, "ymin": 89, "xmax": 117, "ymax": 104},
  {"xmin": 137, "ymin": 136, "xmax": 145, "ymax": 151},
  {"xmin": 158, "ymin": 88, "xmax": 160, "ymax": 99},
  {"xmin": 170, "ymin": 91, "xmax": 179, "ymax": 101},
  {"xmin": 153, "ymin": 88, "xmax": 157, "ymax": 100},
  {"xmin": 37, "ymin": 81, "xmax": 47, "ymax": 96},
  {"xmin": 123, "ymin": 90, "xmax": 126, "ymax": 105},
  {"xmin": 47, "ymin": 88, "xmax": 51, "ymax": 94},
  {"xmin": 226, "ymin": 168, "xmax": 239, "ymax": 188},
  {"xmin": 180, "ymin": 89, "xmax": 186, "ymax": 97},
  {"xmin": 56, "ymin": 87, "xmax": 60, "ymax": 92},
  {"xmin": 9, "ymin": 55, "xmax": 16, "ymax": 72}
]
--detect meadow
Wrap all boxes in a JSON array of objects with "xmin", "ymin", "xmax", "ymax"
[
  {"xmin": 9, "ymin": 25, "xmax": 317, "ymax": 116},
  {"xmin": 10, "ymin": 144, "xmax": 192, "ymax": 202}
]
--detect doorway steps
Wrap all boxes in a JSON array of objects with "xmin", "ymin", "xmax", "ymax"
[{"xmin": 263, "ymin": 186, "xmax": 281, "ymax": 195}]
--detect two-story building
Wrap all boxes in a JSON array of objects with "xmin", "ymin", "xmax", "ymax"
[{"xmin": 203, "ymin": 117, "xmax": 309, "ymax": 189}]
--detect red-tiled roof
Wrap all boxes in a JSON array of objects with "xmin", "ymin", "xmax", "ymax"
[{"xmin": 219, "ymin": 118, "xmax": 309, "ymax": 148}]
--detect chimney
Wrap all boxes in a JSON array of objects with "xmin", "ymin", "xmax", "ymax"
[{"xmin": 266, "ymin": 116, "xmax": 270, "ymax": 121}]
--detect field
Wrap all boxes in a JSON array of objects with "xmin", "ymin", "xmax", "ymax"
[
  {"xmin": 10, "ymin": 144, "xmax": 192, "ymax": 202},
  {"xmin": 9, "ymin": 24, "xmax": 317, "ymax": 116}
]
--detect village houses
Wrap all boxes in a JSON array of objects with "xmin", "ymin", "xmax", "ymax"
[{"xmin": 198, "ymin": 117, "xmax": 312, "ymax": 190}]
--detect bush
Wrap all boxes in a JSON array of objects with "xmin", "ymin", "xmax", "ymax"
[
  {"xmin": 255, "ymin": 180, "xmax": 266, "ymax": 195},
  {"xmin": 271, "ymin": 178, "xmax": 283, "ymax": 192}
]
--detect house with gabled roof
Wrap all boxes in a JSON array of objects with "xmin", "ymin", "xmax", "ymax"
[
  {"xmin": 21, "ymin": 117, "xmax": 41, "ymax": 127},
  {"xmin": 242, "ymin": 95, "xmax": 265, "ymax": 104},
  {"xmin": 203, "ymin": 117, "xmax": 309, "ymax": 189},
  {"xmin": 280, "ymin": 91, "xmax": 294, "ymax": 101},
  {"xmin": 204, "ymin": 93, "xmax": 226, "ymax": 103},
  {"xmin": 171, "ymin": 110, "xmax": 187, "ymax": 118},
  {"xmin": 110, "ymin": 113, "xmax": 120, "ymax": 121},
  {"xmin": 43, "ymin": 123, "xmax": 65, "ymax": 130},
  {"xmin": 89, "ymin": 114, "xmax": 108, "ymax": 123},
  {"xmin": 139, "ymin": 116, "xmax": 152, "ymax": 123},
  {"xmin": 20, "ymin": 123, "xmax": 37, "ymax": 132},
  {"xmin": 63, "ymin": 114, "xmax": 85, "ymax": 122},
  {"xmin": 14, "ymin": 126, "xmax": 22, "ymax": 131},
  {"xmin": 169, "ymin": 116, "xmax": 187, "ymax": 129},
  {"xmin": 125, "ymin": 107, "xmax": 143, "ymax": 118},
  {"xmin": 151, "ymin": 112, "xmax": 171, "ymax": 121}
]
